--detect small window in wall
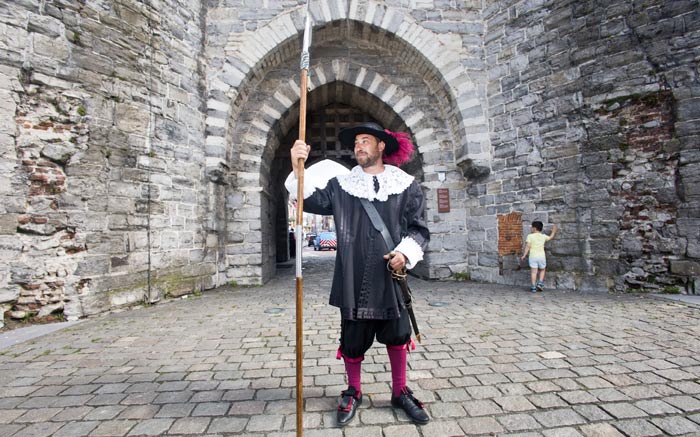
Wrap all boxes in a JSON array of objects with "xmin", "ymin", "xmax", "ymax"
[{"xmin": 498, "ymin": 212, "xmax": 522, "ymax": 256}]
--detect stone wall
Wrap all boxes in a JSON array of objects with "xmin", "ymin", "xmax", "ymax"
[
  {"xmin": 481, "ymin": 0, "xmax": 700, "ymax": 292},
  {"xmin": 0, "ymin": 0, "xmax": 214, "ymax": 325},
  {"xmin": 1, "ymin": 0, "xmax": 698, "ymax": 324}
]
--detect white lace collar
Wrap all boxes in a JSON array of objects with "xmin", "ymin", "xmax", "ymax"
[{"xmin": 337, "ymin": 165, "xmax": 414, "ymax": 201}]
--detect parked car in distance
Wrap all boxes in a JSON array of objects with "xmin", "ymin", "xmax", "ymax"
[
  {"xmin": 306, "ymin": 233, "xmax": 316, "ymax": 247},
  {"xmin": 314, "ymin": 231, "xmax": 337, "ymax": 251}
]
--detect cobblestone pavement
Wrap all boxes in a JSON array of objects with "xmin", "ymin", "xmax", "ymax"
[{"xmin": 1, "ymin": 252, "xmax": 700, "ymax": 436}]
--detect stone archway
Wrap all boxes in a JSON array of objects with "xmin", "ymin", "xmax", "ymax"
[
  {"xmin": 205, "ymin": 3, "xmax": 490, "ymax": 177},
  {"xmin": 277, "ymin": 82, "xmax": 422, "ymax": 176},
  {"xmin": 214, "ymin": 12, "xmax": 488, "ymax": 285},
  {"xmin": 271, "ymin": 81, "xmax": 426, "ymax": 265},
  {"xmin": 224, "ymin": 61, "xmax": 448, "ymax": 284}
]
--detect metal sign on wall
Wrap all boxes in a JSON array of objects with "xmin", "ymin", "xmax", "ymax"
[{"xmin": 437, "ymin": 188, "xmax": 450, "ymax": 213}]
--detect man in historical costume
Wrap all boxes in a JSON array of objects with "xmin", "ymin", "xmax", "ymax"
[{"xmin": 286, "ymin": 122, "xmax": 430, "ymax": 426}]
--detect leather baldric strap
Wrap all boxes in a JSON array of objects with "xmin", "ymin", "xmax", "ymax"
[
  {"xmin": 359, "ymin": 197, "xmax": 423, "ymax": 343},
  {"xmin": 359, "ymin": 198, "xmax": 395, "ymax": 249}
]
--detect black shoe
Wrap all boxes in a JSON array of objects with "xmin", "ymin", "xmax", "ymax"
[
  {"xmin": 391, "ymin": 386, "xmax": 430, "ymax": 424},
  {"xmin": 337, "ymin": 387, "xmax": 362, "ymax": 427}
]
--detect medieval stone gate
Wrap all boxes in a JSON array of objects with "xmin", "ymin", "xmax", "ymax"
[
  {"xmin": 272, "ymin": 97, "xmax": 420, "ymax": 262},
  {"xmin": 211, "ymin": 12, "xmax": 488, "ymax": 285},
  {"xmin": 1, "ymin": 0, "xmax": 698, "ymax": 323}
]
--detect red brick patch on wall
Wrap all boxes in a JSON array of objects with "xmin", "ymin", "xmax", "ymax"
[
  {"xmin": 498, "ymin": 212, "xmax": 522, "ymax": 256},
  {"xmin": 23, "ymin": 159, "xmax": 67, "ymax": 196}
]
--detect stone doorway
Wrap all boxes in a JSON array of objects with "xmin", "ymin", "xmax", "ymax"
[
  {"xmin": 271, "ymin": 82, "xmax": 424, "ymax": 266},
  {"xmin": 218, "ymin": 15, "xmax": 481, "ymax": 286}
]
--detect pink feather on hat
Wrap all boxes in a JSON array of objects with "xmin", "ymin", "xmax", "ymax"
[{"xmin": 382, "ymin": 129, "xmax": 415, "ymax": 166}]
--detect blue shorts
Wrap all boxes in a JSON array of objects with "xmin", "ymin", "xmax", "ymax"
[{"xmin": 529, "ymin": 257, "xmax": 546, "ymax": 269}]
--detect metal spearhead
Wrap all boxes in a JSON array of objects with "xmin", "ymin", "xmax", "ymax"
[{"xmin": 300, "ymin": 2, "xmax": 312, "ymax": 70}]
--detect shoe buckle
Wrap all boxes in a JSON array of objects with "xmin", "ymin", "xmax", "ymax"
[
  {"xmin": 339, "ymin": 387, "xmax": 359, "ymax": 412},
  {"xmin": 338, "ymin": 396, "xmax": 354, "ymax": 412},
  {"xmin": 401, "ymin": 387, "xmax": 424, "ymax": 409}
]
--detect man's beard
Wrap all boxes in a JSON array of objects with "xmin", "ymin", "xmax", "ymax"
[{"xmin": 356, "ymin": 151, "xmax": 380, "ymax": 168}]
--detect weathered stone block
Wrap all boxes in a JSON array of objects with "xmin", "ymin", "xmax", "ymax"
[
  {"xmin": 585, "ymin": 163, "xmax": 612, "ymax": 180},
  {"xmin": 27, "ymin": 14, "xmax": 64, "ymax": 38},
  {"xmin": 500, "ymin": 253, "xmax": 520, "ymax": 271},
  {"xmin": 114, "ymin": 104, "xmax": 150, "ymax": 134},
  {"xmin": 37, "ymin": 301, "xmax": 63, "ymax": 317},
  {"xmin": 10, "ymin": 264, "xmax": 35, "ymax": 284},
  {"xmin": 589, "ymin": 239, "xmax": 615, "ymax": 254},
  {"xmin": 579, "ymin": 275, "xmax": 610, "ymax": 292},
  {"xmin": 428, "ymin": 250, "xmax": 468, "ymax": 265},
  {"xmin": 620, "ymin": 238, "xmax": 643, "ymax": 256},
  {"xmin": 678, "ymin": 97, "xmax": 700, "ymax": 119},
  {"xmin": 687, "ymin": 238, "xmax": 700, "ymax": 259},
  {"xmin": 41, "ymin": 142, "xmax": 77, "ymax": 163},
  {"xmin": 591, "ymin": 258, "xmax": 619, "ymax": 276},
  {"xmin": 589, "ymin": 222, "xmax": 620, "ymax": 238},
  {"xmin": 75, "ymin": 257, "xmax": 111, "ymax": 276},
  {"xmin": 478, "ymin": 253, "xmax": 499, "ymax": 267},
  {"xmin": 550, "ymin": 239, "xmax": 583, "ymax": 256},
  {"xmin": 670, "ymin": 260, "xmax": 700, "ymax": 276},
  {"xmin": 0, "ymin": 214, "xmax": 19, "ymax": 234},
  {"xmin": 33, "ymin": 33, "xmax": 69, "ymax": 61},
  {"xmin": 109, "ymin": 287, "xmax": 146, "ymax": 307},
  {"xmin": 555, "ymin": 274, "xmax": 577, "ymax": 291},
  {"xmin": 0, "ymin": 285, "xmax": 20, "ymax": 304},
  {"xmin": 470, "ymin": 266, "xmax": 497, "ymax": 282}
]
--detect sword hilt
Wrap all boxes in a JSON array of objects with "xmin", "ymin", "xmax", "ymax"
[{"xmin": 387, "ymin": 251, "xmax": 407, "ymax": 279}]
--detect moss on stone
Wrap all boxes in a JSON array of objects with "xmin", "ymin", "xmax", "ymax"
[
  {"xmin": 453, "ymin": 272, "xmax": 470, "ymax": 281},
  {"xmin": 661, "ymin": 286, "xmax": 680, "ymax": 294}
]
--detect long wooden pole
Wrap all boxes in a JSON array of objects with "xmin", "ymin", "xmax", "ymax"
[
  {"xmin": 295, "ymin": 67, "xmax": 307, "ymax": 436},
  {"xmin": 295, "ymin": 4, "xmax": 311, "ymax": 435}
]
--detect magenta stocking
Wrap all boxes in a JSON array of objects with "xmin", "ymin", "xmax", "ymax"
[
  {"xmin": 343, "ymin": 355, "xmax": 363, "ymax": 395},
  {"xmin": 387, "ymin": 344, "xmax": 407, "ymax": 397}
]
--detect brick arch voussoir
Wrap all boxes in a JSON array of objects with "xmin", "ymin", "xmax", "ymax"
[
  {"xmin": 242, "ymin": 61, "xmax": 440, "ymax": 172},
  {"xmin": 207, "ymin": 1, "xmax": 487, "ymax": 173}
]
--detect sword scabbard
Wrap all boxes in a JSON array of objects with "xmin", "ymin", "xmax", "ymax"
[{"xmin": 396, "ymin": 276, "xmax": 422, "ymax": 343}]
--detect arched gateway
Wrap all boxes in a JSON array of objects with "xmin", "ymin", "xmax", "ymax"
[
  {"xmin": 2, "ymin": 0, "xmax": 697, "ymax": 322},
  {"xmin": 205, "ymin": 4, "xmax": 490, "ymax": 285}
]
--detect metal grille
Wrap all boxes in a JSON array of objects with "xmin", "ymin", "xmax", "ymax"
[{"xmin": 283, "ymin": 103, "xmax": 377, "ymax": 168}]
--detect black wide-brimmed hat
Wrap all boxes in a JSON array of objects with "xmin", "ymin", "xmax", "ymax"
[
  {"xmin": 338, "ymin": 122, "xmax": 399, "ymax": 155},
  {"xmin": 338, "ymin": 122, "xmax": 415, "ymax": 166}
]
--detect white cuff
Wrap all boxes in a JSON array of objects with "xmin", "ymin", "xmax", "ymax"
[
  {"xmin": 285, "ymin": 171, "xmax": 321, "ymax": 200},
  {"xmin": 394, "ymin": 236, "xmax": 424, "ymax": 270}
]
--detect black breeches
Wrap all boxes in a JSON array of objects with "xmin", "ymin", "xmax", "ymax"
[{"xmin": 339, "ymin": 308, "xmax": 411, "ymax": 359}]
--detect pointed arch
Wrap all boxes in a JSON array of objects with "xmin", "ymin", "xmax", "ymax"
[
  {"xmin": 224, "ymin": 66, "xmax": 435, "ymax": 284},
  {"xmin": 212, "ymin": 3, "xmax": 485, "ymax": 284},
  {"xmin": 205, "ymin": 1, "xmax": 490, "ymax": 176}
]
